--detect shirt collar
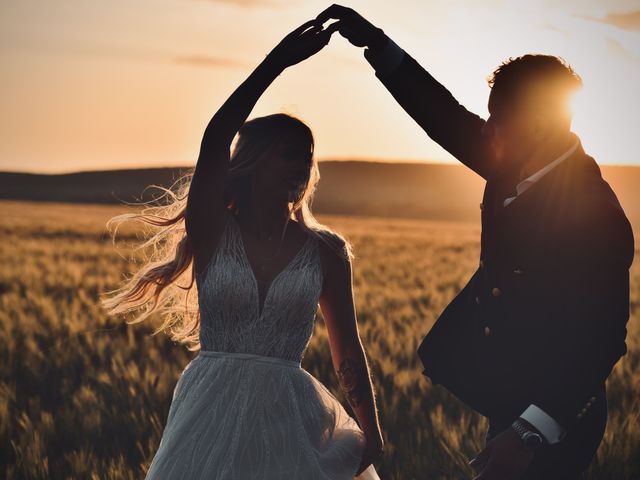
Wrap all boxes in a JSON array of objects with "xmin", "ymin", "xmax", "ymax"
[{"xmin": 515, "ymin": 139, "xmax": 580, "ymax": 195}]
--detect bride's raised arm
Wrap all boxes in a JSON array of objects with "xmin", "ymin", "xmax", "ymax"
[{"xmin": 185, "ymin": 20, "xmax": 336, "ymax": 256}]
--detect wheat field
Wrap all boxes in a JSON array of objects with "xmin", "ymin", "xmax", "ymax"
[{"xmin": 1, "ymin": 199, "xmax": 638, "ymax": 479}]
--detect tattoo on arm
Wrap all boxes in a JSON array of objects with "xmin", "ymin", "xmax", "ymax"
[{"xmin": 336, "ymin": 358, "xmax": 367, "ymax": 408}]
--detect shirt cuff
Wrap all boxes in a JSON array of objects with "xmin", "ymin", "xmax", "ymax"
[
  {"xmin": 364, "ymin": 38, "xmax": 405, "ymax": 78},
  {"xmin": 520, "ymin": 404, "xmax": 566, "ymax": 444}
]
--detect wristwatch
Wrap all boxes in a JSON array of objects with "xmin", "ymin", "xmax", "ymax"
[{"xmin": 511, "ymin": 418, "xmax": 544, "ymax": 450}]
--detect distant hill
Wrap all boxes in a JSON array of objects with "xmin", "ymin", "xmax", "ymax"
[{"xmin": 1, "ymin": 161, "xmax": 638, "ymax": 228}]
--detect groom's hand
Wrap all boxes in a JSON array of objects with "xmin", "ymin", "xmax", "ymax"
[
  {"xmin": 468, "ymin": 427, "xmax": 535, "ymax": 480},
  {"xmin": 315, "ymin": 4, "xmax": 388, "ymax": 52}
]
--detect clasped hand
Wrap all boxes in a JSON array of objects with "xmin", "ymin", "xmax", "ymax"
[
  {"xmin": 267, "ymin": 4, "xmax": 388, "ymax": 71},
  {"xmin": 266, "ymin": 19, "xmax": 336, "ymax": 71}
]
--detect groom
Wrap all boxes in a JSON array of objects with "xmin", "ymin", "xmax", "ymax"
[{"xmin": 316, "ymin": 5, "xmax": 635, "ymax": 480}]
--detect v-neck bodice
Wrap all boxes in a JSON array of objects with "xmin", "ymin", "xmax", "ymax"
[
  {"xmin": 233, "ymin": 215, "xmax": 314, "ymax": 316},
  {"xmin": 194, "ymin": 212, "xmax": 323, "ymax": 361}
]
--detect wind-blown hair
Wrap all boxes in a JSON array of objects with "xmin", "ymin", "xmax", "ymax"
[{"xmin": 99, "ymin": 113, "xmax": 352, "ymax": 351}]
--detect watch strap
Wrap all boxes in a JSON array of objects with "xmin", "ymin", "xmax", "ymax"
[{"xmin": 512, "ymin": 418, "xmax": 544, "ymax": 449}]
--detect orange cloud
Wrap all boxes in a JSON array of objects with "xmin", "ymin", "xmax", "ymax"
[
  {"xmin": 172, "ymin": 55, "xmax": 244, "ymax": 68},
  {"xmin": 590, "ymin": 10, "xmax": 640, "ymax": 31}
]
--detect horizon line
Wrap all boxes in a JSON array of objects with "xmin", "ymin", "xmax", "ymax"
[{"xmin": 1, "ymin": 157, "xmax": 639, "ymax": 176}]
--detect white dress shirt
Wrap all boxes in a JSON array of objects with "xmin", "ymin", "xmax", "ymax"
[
  {"xmin": 367, "ymin": 38, "xmax": 574, "ymax": 444},
  {"xmin": 503, "ymin": 140, "xmax": 579, "ymax": 207}
]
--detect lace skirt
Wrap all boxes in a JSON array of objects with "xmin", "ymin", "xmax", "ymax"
[{"xmin": 144, "ymin": 350, "xmax": 381, "ymax": 480}]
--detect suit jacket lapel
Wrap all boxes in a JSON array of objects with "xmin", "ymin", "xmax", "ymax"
[
  {"xmin": 493, "ymin": 142, "xmax": 586, "ymax": 225},
  {"xmin": 479, "ymin": 142, "xmax": 588, "ymax": 265}
]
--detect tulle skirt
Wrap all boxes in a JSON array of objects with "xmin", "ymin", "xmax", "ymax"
[{"xmin": 145, "ymin": 350, "xmax": 381, "ymax": 480}]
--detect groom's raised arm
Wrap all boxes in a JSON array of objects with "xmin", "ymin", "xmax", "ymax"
[
  {"xmin": 316, "ymin": 5, "xmax": 495, "ymax": 180},
  {"xmin": 363, "ymin": 39, "xmax": 495, "ymax": 180}
]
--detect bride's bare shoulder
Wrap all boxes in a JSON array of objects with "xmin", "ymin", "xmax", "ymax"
[{"xmin": 314, "ymin": 229, "xmax": 353, "ymax": 285}]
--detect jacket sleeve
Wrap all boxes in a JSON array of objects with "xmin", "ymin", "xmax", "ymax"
[
  {"xmin": 364, "ymin": 48, "xmax": 496, "ymax": 180},
  {"xmin": 529, "ymin": 190, "xmax": 634, "ymax": 431}
]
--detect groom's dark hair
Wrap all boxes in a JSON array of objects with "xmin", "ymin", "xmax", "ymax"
[{"xmin": 488, "ymin": 54, "xmax": 582, "ymax": 120}]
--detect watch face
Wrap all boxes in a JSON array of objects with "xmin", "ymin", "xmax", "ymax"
[{"xmin": 523, "ymin": 432, "xmax": 543, "ymax": 449}]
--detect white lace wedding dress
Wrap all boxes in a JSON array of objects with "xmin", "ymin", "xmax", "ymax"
[{"xmin": 145, "ymin": 213, "xmax": 380, "ymax": 480}]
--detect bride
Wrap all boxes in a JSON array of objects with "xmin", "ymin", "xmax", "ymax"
[{"xmin": 101, "ymin": 19, "xmax": 383, "ymax": 479}]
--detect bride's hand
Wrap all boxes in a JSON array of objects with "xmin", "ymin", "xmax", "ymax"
[
  {"xmin": 356, "ymin": 433, "xmax": 384, "ymax": 476},
  {"xmin": 265, "ymin": 19, "xmax": 339, "ymax": 71}
]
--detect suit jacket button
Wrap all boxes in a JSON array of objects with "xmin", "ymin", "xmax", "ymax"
[
  {"xmin": 581, "ymin": 408, "xmax": 588, "ymax": 414},
  {"xmin": 577, "ymin": 413, "xmax": 584, "ymax": 419},
  {"xmin": 590, "ymin": 396, "xmax": 596, "ymax": 402},
  {"xmin": 491, "ymin": 287, "xmax": 501, "ymax": 297},
  {"xmin": 513, "ymin": 268, "xmax": 524, "ymax": 275},
  {"xmin": 484, "ymin": 326, "xmax": 491, "ymax": 336},
  {"xmin": 475, "ymin": 296, "xmax": 481, "ymax": 305}
]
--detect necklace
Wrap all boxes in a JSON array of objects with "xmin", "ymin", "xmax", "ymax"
[
  {"xmin": 255, "ymin": 218, "xmax": 290, "ymax": 279},
  {"xmin": 236, "ymin": 211, "xmax": 292, "ymax": 281}
]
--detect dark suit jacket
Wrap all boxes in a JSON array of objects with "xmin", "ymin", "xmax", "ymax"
[{"xmin": 366, "ymin": 51, "xmax": 635, "ymax": 434}]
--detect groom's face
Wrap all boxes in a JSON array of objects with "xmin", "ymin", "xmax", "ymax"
[{"xmin": 483, "ymin": 91, "xmax": 539, "ymax": 166}]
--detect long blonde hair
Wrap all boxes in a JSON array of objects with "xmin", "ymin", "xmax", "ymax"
[{"xmin": 100, "ymin": 113, "xmax": 352, "ymax": 351}]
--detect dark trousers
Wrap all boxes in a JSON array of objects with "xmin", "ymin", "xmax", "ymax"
[{"xmin": 484, "ymin": 386, "xmax": 607, "ymax": 480}]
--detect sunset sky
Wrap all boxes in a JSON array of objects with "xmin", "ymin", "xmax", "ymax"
[{"xmin": 1, "ymin": 0, "xmax": 639, "ymax": 174}]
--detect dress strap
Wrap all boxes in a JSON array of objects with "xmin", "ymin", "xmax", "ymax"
[{"xmin": 194, "ymin": 211, "xmax": 235, "ymax": 280}]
